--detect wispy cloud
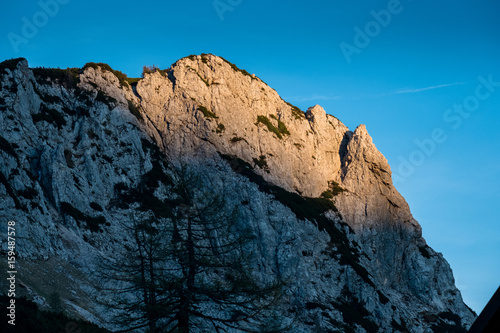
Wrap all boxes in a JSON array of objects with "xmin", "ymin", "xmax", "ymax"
[
  {"xmin": 395, "ymin": 82, "xmax": 466, "ymax": 94},
  {"xmin": 284, "ymin": 94, "xmax": 343, "ymax": 102},
  {"xmin": 284, "ymin": 82, "xmax": 466, "ymax": 103}
]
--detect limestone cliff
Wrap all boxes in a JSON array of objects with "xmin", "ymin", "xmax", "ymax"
[{"xmin": 0, "ymin": 55, "xmax": 475, "ymax": 332}]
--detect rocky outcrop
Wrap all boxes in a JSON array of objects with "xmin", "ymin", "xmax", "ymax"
[{"xmin": 0, "ymin": 56, "xmax": 475, "ymax": 332}]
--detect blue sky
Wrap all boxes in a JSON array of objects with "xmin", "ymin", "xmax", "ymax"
[{"xmin": 1, "ymin": 0, "xmax": 499, "ymax": 314}]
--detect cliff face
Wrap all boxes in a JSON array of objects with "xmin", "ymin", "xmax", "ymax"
[{"xmin": 0, "ymin": 56, "xmax": 475, "ymax": 332}]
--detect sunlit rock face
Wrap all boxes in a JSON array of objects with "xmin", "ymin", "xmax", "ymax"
[{"xmin": 0, "ymin": 56, "xmax": 475, "ymax": 332}]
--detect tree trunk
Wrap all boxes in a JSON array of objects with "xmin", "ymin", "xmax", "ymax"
[
  {"xmin": 148, "ymin": 248, "xmax": 157, "ymax": 333},
  {"xmin": 177, "ymin": 217, "xmax": 195, "ymax": 333},
  {"xmin": 135, "ymin": 230, "xmax": 153, "ymax": 331}
]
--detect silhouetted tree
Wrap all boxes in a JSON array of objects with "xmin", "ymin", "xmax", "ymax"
[
  {"xmin": 99, "ymin": 165, "xmax": 285, "ymax": 332},
  {"xmin": 142, "ymin": 65, "xmax": 160, "ymax": 77},
  {"xmin": 98, "ymin": 215, "xmax": 171, "ymax": 332}
]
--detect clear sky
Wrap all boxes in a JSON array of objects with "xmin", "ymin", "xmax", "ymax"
[{"xmin": 1, "ymin": 0, "xmax": 499, "ymax": 314}]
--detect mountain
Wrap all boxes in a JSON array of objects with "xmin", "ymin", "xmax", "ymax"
[{"xmin": 0, "ymin": 55, "xmax": 475, "ymax": 332}]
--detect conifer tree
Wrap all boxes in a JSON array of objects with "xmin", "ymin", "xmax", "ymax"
[{"xmin": 99, "ymin": 165, "xmax": 285, "ymax": 332}]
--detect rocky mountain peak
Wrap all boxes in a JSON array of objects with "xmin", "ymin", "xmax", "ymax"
[
  {"xmin": 0, "ymin": 55, "xmax": 475, "ymax": 332},
  {"xmin": 305, "ymin": 104, "xmax": 329, "ymax": 132}
]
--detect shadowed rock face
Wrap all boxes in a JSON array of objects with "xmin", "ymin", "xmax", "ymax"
[{"xmin": 0, "ymin": 56, "xmax": 475, "ymax": 332}]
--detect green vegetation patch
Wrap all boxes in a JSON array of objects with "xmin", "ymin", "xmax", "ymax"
[
  {"xmin": 0, "ymin": 136, "xmax": 17, "ymax": 158},
  {"xmin": 252, "ymin": 155, "xmax": 269, "ymax": 173},
  {"xmin": 220, "ymin": 56, "xmax": 258, "ymax": 80},
  {"xmin": 142, "ymin": 65, "xmax": 169, "ymax": 78},
  {"xmin": 201, "ymin": 53, "xmax": 210, "ymax": 64},
  {"xmin": 127, "ymin": 99, "xmax": 143, "ymax": 121},
  {"xmin": 141, "ymin": 159, "xmax": 173, "ymax": 190},
  {"xmin": 270, "ymin": 114, "xmax": 290, "ymax": 135},
  {"xmin": 197, "ymin": 105, "xmax": 218, "ymax": 119},
  {"xmin": 322, "ymin": 181, "xmax": 347, "ymax": 198},
  {"xmin": 38, "ymin": 92, "xmax": 63, "ymax": 105},
  {"xmin": 0, "ymin": 171, "xmax": 21, "ymax": 209},
  {"xmin": 0, "ymin": 58, "xmax": 24, "ymax": 74},
  {"xmin": 126, "ymin": 77, "xmax": 141, "ymax": 85},
  {"xmin": 18, "ymin": 187, "xmax": 38, "ymax": 200},
  {"xmin": 32, "ymin": 104, "xmax": 67, "ymax": 129},
  {"xmin": 256, "ymin": 115, "xmax": 290, "ymax": 139},
  {"xmin": 32, "ymin": 67, "xmax": 80, "ymax": 89},
  {"xmin": 278, "ymin": 119, "xmax": 290, "ymax": 135},
  {"xmin": 216, "ymin": 123, "xmax": 225, "ymax": 133},
  {"xmin": 256, "ymin": 115, "xmax": 281, "ymax": 139},
  {"xmin": 197, "ymin": 72, "xmax": 210, "ymax": 87},
  {"xmin": 111, "ymin": 138, "xmax": 175, "ymax": 218},
  {"xmin": 230, "ymin": 136, "xmax": 247, "ymax": 144},
  {"xmin": 332, "ymin": 287, "xmax": 379, "ymax": 333},
  {"xmin": 95, "ymin": 90, "xmax": 117, "ymax": 107},
  {"xmin": 285, "ymin": 101, "xmax": 305, "ymax": 119},
  {"xmin": 112, "ymin": 181, "xmax": 174, "ymax": 219},
  {"xmin": 83, "ymin": 62, "xmax": 130, "ymax": 88},
  {"xmin": 60, "ymin": 202, "xmax": 109, "ymax": 232},
  {"xmin": 141, "ymin": 137, "xmax": 170, "ymax": 163},
  {"xmin": 329, "ymin": 181, "xmax": 347, "ymax": 195},
  {"xmin": 321, "ymin": 190, "xmax": 334, "ymax": 199}
]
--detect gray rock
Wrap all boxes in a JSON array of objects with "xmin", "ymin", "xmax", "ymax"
[{"xmin": 0, "ymin": 56, "xmax": 475, "ymax": 332}]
